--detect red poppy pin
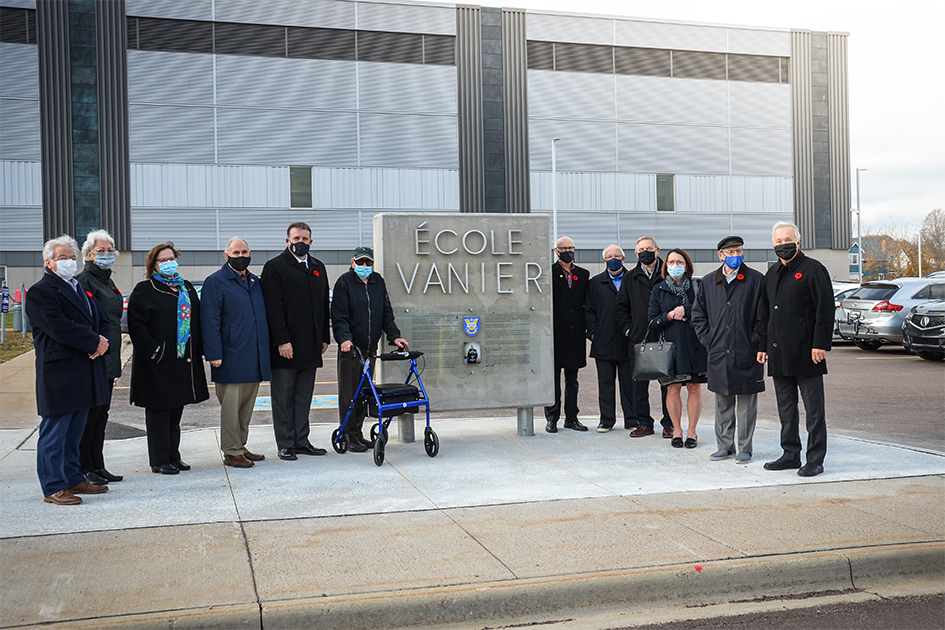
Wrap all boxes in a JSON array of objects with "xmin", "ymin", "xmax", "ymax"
[
  {"xmin": 113, "ymin": 287, "xmax": 121, "ymax": 295},
  {"xmin": 86, "ymin": 290, "xmax": 94, "ymax": 298},
  {"xmin": 736, "ymin": 274, "xmax": 744, "ymax": 281},
  {"xmin": 795, "ymin": 272, "xmax": 803, "ymax": 280},
  {"xmin": 573, "ymin": 275, "xmax": 579, "ymax": 282},
  {"xmin": 313, "ymin": 269, "xmax": 320, "ymax": 276}
]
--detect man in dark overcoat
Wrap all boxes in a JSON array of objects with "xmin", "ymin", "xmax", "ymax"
[
  {"xmin": 202, "ymin": 237, "xmax": 270, "ymax": 468},
  {"xmin": 692, "ymin": 236, "xmax": 766, "ymax": 464},
  {"xmin": 586, "ymin": 245, "xmax": 634, "ymax": 432},
  {"xmin": 615, "ymin": 236, "xmax": 672, "ymax": 438},
  {"xmin": 544, "ymin": 236, "xmax": 589, "ymax": 433},
  {"xmin": 260, "ymin": 222, "xmax": 331, "ymax": 461},
  {"xmin": 26, "ymin": 235, "xmax": 110, "ymax": 505},
  {"xmin": 758, "ymin": 222, "xmax": 833, "ymax": 477}
]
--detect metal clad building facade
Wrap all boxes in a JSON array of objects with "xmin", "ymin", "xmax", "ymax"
[{"xmin": 0, "ymin": 0, "xmax": 850, "ymax": 280}]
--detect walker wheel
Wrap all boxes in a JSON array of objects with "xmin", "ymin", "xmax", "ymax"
[
  {"xmin": 370, "ymin": 423, "xmax": 382, "ymax": 446},
  {"xmin": 373, "ymin": 437, "xmax": 385, "ymax": 466},
  {"xmin": 424, "ymin": 427, "xmax": 439, "ymax": 458},
  {"xmin": 331, "ymin": 428, "xmax": 348, "ymax": 454}
]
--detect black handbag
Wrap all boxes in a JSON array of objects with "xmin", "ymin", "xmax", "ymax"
[{"xmin": 632, "ymin": 332, "xmax": 676, "ymax": 381}]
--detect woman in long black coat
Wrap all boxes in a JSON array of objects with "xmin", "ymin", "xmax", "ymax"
[
  {"xmin": 648, "ymin": 249, "xmax": 708, "ymax": 449},
  {"xmin": 128, "ymin": 242, "xmax": 209, "ymax": 474}
]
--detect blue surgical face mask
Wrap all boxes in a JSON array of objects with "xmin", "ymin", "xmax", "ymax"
[
  {"xmin": 354, "ymin": 265, "xmax": 373, "ymax": 279},
  {"xmin": 724, "ymin": 255, "xmax": 744, "ymax": 270},
  {"xmin": 667, "ymin": 264, "xmax": 685, "ymax": 279},
  {"xmin": 94, "ymin": 253, "xmax": 116, "ymax": 270},
  {"xmin": 158, "ymin": 260, "xmax": 179, "ymax": 277},
  {"xmin": 606, "ymin": 258, "xmax": 624, "ymax": 272}
]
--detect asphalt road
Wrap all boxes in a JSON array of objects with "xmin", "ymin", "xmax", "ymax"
[{"xmin": 105, "ymin": 340, "xmax": 945, "ymax": 453}]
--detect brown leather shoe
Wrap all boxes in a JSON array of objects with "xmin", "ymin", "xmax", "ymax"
[
  {"xmin": 224, "ymin": 454, "xmax": 254, "ymax": 468},
  {"xmin": 243, "ymin": 450, "xmax": 265, "ymax": 461},
  {"xmin": 44, "ymin": 489, "xmax": 82, "ymax": 505},
  {"xmin": 662, "ymin": 426, "xmax": 674, "ymax": 439},
  {"xmin": 629, "ymin": 426, "xmax": 655, "ymax": 438},
  {"xmin": 69, "ymin": 480, "xmax": 108, "ymax": 494}
]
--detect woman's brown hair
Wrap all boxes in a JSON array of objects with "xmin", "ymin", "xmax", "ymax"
[
  {"xmin": 661, "ymin": 248, "xmax": 694, "ymax": 281},
  {"xmin": 145, "ymin": 242, "xmax": 181, "ymax": 279}
]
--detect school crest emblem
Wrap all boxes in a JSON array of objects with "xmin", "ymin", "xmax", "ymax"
[{"xmin": 463, "ymin": 316, "xmax": 480, "ymax": 337}]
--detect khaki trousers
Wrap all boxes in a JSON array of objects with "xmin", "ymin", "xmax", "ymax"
[{"xmin": 216, "ymin": 382, "xmax": 260, "ymax": 456}]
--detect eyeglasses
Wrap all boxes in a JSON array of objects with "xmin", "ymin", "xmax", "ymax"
[
  {"xmin": 354, "ymin": 259, "xmax": 373, "ymax": 266},
  {"xmin": 721, "ymin": 248, "xmax": 744, "ymax": 256},
  {"xmin": 92, "ymin": 248, "xmax": 115, "ymax": 254},
  {"xmin": 156, "ymin": 256, "xmax": 176, "ymax": 264},
  {"xmin": 556, "ymin": 247, "xmax": 575, "ymax": 253}
]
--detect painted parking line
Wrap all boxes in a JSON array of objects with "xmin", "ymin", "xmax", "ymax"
[{"xmin": 254, "ymin": 395, "xmax": 338, "ymax": 411}]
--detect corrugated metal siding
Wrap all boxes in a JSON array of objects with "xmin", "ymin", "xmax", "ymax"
[
  {"xmin": 0, "ymin": 43, "xmax": 38, "ymax": 98},
  {"xmin": 217, "ymin": 108, "xmax": 359, "ymax": 166},
  {"xmin": 791, "ymin": 30, "xmax": 815, "ymax": 249},
  {"xmin": 529, "ymin": 120, "xmax": 616, "ymax": 172},
  {"xmin": 125, "ymin": 0, "xmax": 211, "ymax": 21},
  {"xmin": 503, "ymin": 8, "xmax": 530, "ymax": 214},
  {"xmin": 131, "ymin": 207, "xmax": 218, "ymax": 250},
  {"xmin": 127, "ymin": 50, "xmax": 213, "ymax": 106},
  {"xmin": 528, "ymin": 70, "xmax": 615, "ymax": 121},
  {"xmin": 729, "ymin": 82, "xmax": 791, "ymax": 128},
  {"xmin": 616, "ymin": 75, "xmax": 727, "ymax": 125},
  {"xmin": 615, "ymin": 20, "xmax": 727, "ymax": 53},
  {"xmin": 358, "ymin": 62, "xmax": 456, "ymax": 114},
  {"xmin": 213, "ymin": 0, "xmax": 354, "ymax": 29},
  {"xmin": 0, "ymin": 206, "xmax": 43, "ymax": 250},
  {"xmin": 0, "ymin": 160, "xmax": 41, "ymax": 205},
  {"xmin": 0, "ymin": 0, "xmax": 37, "ymax": 9},
  {"xmin": 358, "ymin": 112, "xmax": 458, "ymax": 168},
  {"xmin": 727, "ymin": 28, "xmax": 791, "ymax": 56},
  {"xmin": 730, "ymin": 128, "xmax": 792, "ymax": 176},
  {"xmin": 215, "ymin": 55, "xmax": 357, "ymax": 111},
  {"xmin": 618, "ymin": 123, "xmax": 729, "ymax": 174},
  {"xmin": 456, "ymin": 5, "xmax": 483, "ymax": 212},
  {"xmin": 357, "ymin": 2, "xmax": 454, "ymax": 36},
  {"xmin": 0, "ymin": 98, "xmax": 41, "ymax": 160},
  {"xmin": 526, "ymin": 13, "xmax": 614, "ymax": 46},
  {"xmin": 129, "ymin": 104, "xmax": 215, "ymax": 163},
  {"xmin": 828, "ymin": 32, "xmax": 851, "ymax": 250}
]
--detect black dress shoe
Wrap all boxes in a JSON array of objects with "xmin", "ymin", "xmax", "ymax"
[
  {"xmin": 151, "ymin": 464, "xmax": 179, "ymax": 475},
  {"xmin": 684, "ymin": 437, "xmax": 697, "ymax": 449},
  {"xmin": 671, "ymin": 437, "xmax": 684, "ymax": 448},
  {"xmin": 358, "ymin": 437, "xmax": 374, "ymax": 448},
  {"xmin": 347, "ymin": 440, "xmax": 368, "ymax": 453},
  {"xmin": 293, "ymin": 444, "xmax": 328, "ymax": 456},
  {"xmin": 278, "ymin": 448, "xmax": 298, "ymax": 461},
  {"xmin": 545, "ymin": 420, "xmax": 558, "ymax": 434},
  {"xmin": 797, "ymin": 463, "xmax": 824, "ymax": 477},
  {"xmin": 171, "ymin": 460, "xmax": 191, "ymax": 471},
  {"xmin": 563, "ymin": 419, "xmax": 588, "ymax": 431},
  {"xmin": 95, "ymin": 468, "xmax": 123, "ymax": 482},
  {"xmin": 85, "ymin": 471, "xmax": 109, "ymax": 485},
  {"xmin": 763, "ymin": 455, "xmax": 802, "ymax": 471}
]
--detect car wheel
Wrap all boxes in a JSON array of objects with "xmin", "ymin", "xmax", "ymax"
[
  {"xmin": 854, "ymin": 339, "xmax": 882, "ymax": 351},
  {"xmin": 917, "ymin": 351, "xmax": 945, "ymax": 362}
]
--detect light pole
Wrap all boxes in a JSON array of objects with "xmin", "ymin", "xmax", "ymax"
[
  {"xmin": 551, "ymin": 137, "xmax": 559, "ymax": 244},
  {"xmin": 855, "ymin": 168, "xmax": 866, "ymax": 282}
]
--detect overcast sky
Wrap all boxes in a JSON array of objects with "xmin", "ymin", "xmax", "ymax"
[{"xmin": 491, "ymin": 0, "xmax": 944, "ymax": 234}]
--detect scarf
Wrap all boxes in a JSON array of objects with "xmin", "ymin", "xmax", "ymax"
[
  {"xmin": 156, "ymin": 272, "xmax": 191, "ymax": 358},
  {"xmin": 667, "ymin": 277, "xmax": 691, "ymax": 306}
]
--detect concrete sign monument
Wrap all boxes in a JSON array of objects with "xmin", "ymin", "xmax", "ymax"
[{"xmin": 374, "ymin": 213, "xmax": 553, "ymax": 434}]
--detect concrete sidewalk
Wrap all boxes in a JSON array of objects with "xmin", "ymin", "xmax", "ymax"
[{"xmin": 1, "ymin": 409, "xmax": 943, "ymax": 629}]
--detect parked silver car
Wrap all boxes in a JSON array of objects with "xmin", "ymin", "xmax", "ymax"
[
  {"xmin": 832, "ymin": 281, "xmax": 860, "ymax": 341},
  {"xmin": 838, "ymin": 278, "xmax": 945, "ymax": 351},
  {"xmin": 902, "ymin": 300, "xmax": 945, "ymax": 361}
]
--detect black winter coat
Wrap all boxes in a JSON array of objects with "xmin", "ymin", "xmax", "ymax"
[
  {"xmin": 550, "ymin": 262, "xmax": 589, "ymax": 370},
  {"xmin": 260, "ymin": 249, "xmax": 331, "ymax": 370},
  {"xmin": 76, "ymin": 261, "xmax": 123, "ymax": 380},
  {"xmin": 26, "ymin": 271, "xmax": 110, "ymax": 417},
  {"xmin": 648, "ymin": 279, "xmax": 708, "ymax": 377},
  {"xmin": 128, "ymin": 277, "xmax": 210, "ymax": 409},
  {"xmin": 586, "ymin": 268, "xmax": 631, "ymax": 361},
  {"xmin": 331, "ymin": 269, "xmax": 401, "ymax": 354},
  {"xmin": 759, "ymin": 251, "xmax": 833, "ymax": 377},
  {"xmin": 691, "ymin": 265, "xmax": 766, "ymax": 395},
  {"xmin": 615, "ymin": 258, "xmax": 664, "ymax": 345}
]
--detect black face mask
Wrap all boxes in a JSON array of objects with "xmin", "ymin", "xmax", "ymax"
[
  {"xmin": 774, "ymin": 243, "xmax": 797, "ymax": 260},
  {"xmin": 289, "ymin": 241, "xmax": 310, "ymax": 258},
  {"xmin": 558, "ymin": 251, "xmax": 574, "ymax": 264},
  {"xmin": 637, "ymin": 250, "xmax": 656, "ymax": 266},
  {"xmin": 227, "ymin": 256, "xmax": 251, "ymax": 272}
]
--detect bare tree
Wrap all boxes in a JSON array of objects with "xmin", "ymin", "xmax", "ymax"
[
  {"xmin": 920, "ymin": 208, "xmax": 945, "ymax": 273},
  {"xmin": 862, "ymin": 210, "xmax": 945, "ymax": 279}
]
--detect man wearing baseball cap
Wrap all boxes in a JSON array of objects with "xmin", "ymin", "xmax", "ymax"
[{"xmin": 331, "ymin": 246, "xmax": 408, "ymax": 452}]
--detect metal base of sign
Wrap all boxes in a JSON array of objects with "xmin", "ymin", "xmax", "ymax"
[
  {"xmin": 516, "ymin": 407, "xmax": 534, "ymax": 436},
  {"xmin": 397, "ymin": 413, "xmax": 415, "ymax": 443}
]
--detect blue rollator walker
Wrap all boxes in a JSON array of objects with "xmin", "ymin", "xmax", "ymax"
[{"xmin": 331, "ymin": 346, "xmax": 437, "ymax": 466}]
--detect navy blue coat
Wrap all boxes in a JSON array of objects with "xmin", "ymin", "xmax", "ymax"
[
  {"xmin": 26, "ymin": 270, "xmax": 110, "ymax": 417},
  {"xmin": 586, "ymin": 268, "xmax": 631, "ymax": 361},
  {"xmin": 200, "ymin": 262, "xmax": 271, "ymax": 384},
  {"xmin": 648, "ymin": 279, "xmax": 708, "ymax": 377}
]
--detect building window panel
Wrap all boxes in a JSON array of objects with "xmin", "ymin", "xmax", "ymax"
[
  {"xmin": 215, "ymin": 22, "xmax": 286, "ymax": 58},
  {"xmin": 728, "ymin": 53, "xmax": 781, "ymax": 83},
  {"xmin": 357, "ymin": 30, "xmax": 423, "ymax": 65},
  {"xmin": 137, "ymin": 17, "xmax": 213, "ymax": 54},
  {"xmin": 527, "ymin": 40, "xmax": 554, "ymax": 70},
  {"xmin": 614, "ymin": 47, "xmax": 671, "ymax": 77},
  {"xmin": 657, "ymin": 174, "xmax": 675, "ymax": 212},
  {"xmin": 423, "ymin": 34, "xmax": 455, "ymax": 65},
  {"xmin": 554, "ymin": 42, "xmax": 613, "ymax": 74},
  {"xmin": 672, "ymin": 50, "xmax": 726, "ymax": 80},
  {"xmin": 287, "ymin": 27, "xmax": 356, "ymax": 61},
  {"xmin": 290, "ymin": 166, "xmax": 313, "ymax": 209}
]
